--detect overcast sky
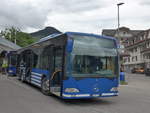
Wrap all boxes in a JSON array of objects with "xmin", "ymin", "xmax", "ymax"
[{"xmin": 0, "ymin": 0, "xmax": 150, "ymax": 34}]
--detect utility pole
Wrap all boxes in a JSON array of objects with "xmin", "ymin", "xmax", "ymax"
[{"xmin": 117, "ymin": 2, "xmax": 124, "ymax": 39}]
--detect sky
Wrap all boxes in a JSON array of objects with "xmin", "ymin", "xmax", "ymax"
[{"xmin": 0, "ymin": 0, "xmax": 150, "ymax": 34}]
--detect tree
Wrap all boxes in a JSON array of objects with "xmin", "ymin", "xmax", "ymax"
[
  {"xmin": 0, "ymin": 27, "xmax": 36, "ymax": 47},
  {"xmin": 16, "ymin": 32, "xmax": 36, "ymax": 47}
]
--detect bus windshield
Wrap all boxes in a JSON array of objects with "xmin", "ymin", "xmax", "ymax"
[
  {"xmin": 69, "ymin": 35, "xmax": 119, "ymax": 78},
  {"xmin": 8, "ymin": 54, "xmax": 17, "ymax": 66}
]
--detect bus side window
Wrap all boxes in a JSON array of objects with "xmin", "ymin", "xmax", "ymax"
[
  {"xmin": 54, "ymin": 47, "xmax": 63, "ymax": 71},
  {"xmin": 40, "ymin": 45, "xmax": 52, "ymax": 70},
  {"xmin": 33, "ymin": 53, "xmax": 38, "ymax": 68}
]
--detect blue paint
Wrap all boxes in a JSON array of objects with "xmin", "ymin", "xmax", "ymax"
[
  {"xmin": 8, "ymin": 66, "xmax": 16, "ymax": 75},
  {"xmin": 31, "ymin": 68, "xmax": 50, "ymax": 79},
  {"xmin": 62, "ymin": 77, "xmax": 119, "ymax": 99},
  {"xmin": 120, "ymin": 72, "xmax": 125, "ymax": 81},
  {"xmin": 66, "ymin": 53, "xmax": 72, "ymax": 76},
  {"xmin": 62, "ymin": 32, "xmax": 119, "ymax": 99},
  {"xmin": 66, "ymin": 32, "xmax": 116, "ymax": 41},
  {"xmin": 66, "ymin": 38, "xmax": 74, "ymax": 53}
]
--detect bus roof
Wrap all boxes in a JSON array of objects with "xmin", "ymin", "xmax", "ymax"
[
  {"xmin": 38, "ymin": 32, "xmax": 117, "ymax": 43},
  {"xmin": 65, "ymin": 32, "xmax": 117, "ymax": 41},
  {"xmin": 17, "ymin": 32, "xmax": 118, "ymax": 53}
]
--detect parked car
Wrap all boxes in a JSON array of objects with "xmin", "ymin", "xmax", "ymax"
[
  {"xmin": 145, "ymin": 68, "xmax": 150, "ymax": 76},
  {"xmin": 131, "ymin": 68, "xmax": 137, "ymax": 73},
  {"xmin": 131, "ymin": 68, "xmax": 144, "ymax": 74}
]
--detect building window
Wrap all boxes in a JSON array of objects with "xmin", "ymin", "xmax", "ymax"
[
  {"xmin": 123, "ymin": 32, "xmax": 126, "ymax": 35},
  {"xmin": 135, "ymin": 56, "xmax": 138, "ymax": 61},
  {"xmin": 132, "ymin": 57, "xmax": 134, "ymax": 62},
  {"xmin": 134, "ymin": 48, "xmax": 137, "ymax": 53},
  {"xmin": 132, "ymin": 40, "xmax": 134, "ymax": 44},
  {"xmin": 148, "ymin": 32, "xmax": 150, "ymax": 38},
  {"xmin": 128, "ymin": 57, "xmax": 130, "ymax": 62}
]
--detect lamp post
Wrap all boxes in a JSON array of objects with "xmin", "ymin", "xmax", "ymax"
[
  {"xmin": 117, "ymin": 2, "xmax": 127, "ymax": 85},
  {"xmin": 117, "ymin": 2, "xmax": 124, "ymax": 52},
  {"xmin": 117, "ymin": 2, "xmax": 124, "ymax": 37}
]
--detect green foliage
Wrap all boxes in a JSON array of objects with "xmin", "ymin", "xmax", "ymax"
[
  {"xmin": 0, "ymin": 27, "xmax": 36, "ymax": 47},
  {"xmin": 16, "ymin": 32, "xmax": 36, "ymax": 47}
]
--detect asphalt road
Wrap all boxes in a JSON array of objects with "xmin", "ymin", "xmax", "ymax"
[{"xmin": 0, "ymin": 73, "xmax": 150, "ymax": 113}]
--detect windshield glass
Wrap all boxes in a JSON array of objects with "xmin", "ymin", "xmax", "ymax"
[
  {"xmin": 9, "ymin": 54, "xmax": 17, "ymax": 66},
  {"xmin": 72, "ymin": 55, "xmax": 118, "ymax": 77},
  {"xmin": 67, "ymin": 35, "xmax": 119, "ymax": 78}
]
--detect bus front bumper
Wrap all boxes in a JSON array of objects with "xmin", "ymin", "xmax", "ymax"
[{"xmin": 62, "ymin": 92, "xmax": 118, "ymax": 99}]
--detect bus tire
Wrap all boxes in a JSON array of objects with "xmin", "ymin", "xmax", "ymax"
[{"xmin": 41, "ymin": 77, "xmax": 50, "ymax": 96}]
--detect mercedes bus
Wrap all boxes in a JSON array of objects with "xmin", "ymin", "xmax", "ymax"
[{"xmin": 16, "ymin": 32, "xmax": 119, "ymax": 99}]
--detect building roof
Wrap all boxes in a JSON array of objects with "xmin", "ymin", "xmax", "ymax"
[
  {"xmin": 0, "ymin": 37, "xmax": 21, "ymax": 50},
  {"xmin": 102, "ymin": 29, "xmax": 116, "ymax": 37},
  {"xmin": 102, "ymin": 27, "xmax": 144, "ymax": 37}
]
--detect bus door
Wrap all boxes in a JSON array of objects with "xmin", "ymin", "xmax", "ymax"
[
  {"xmin": 50, "ymin": 46, "xmax": 64, "ymax": 96},
  {"xmin": 25, "ymin": 51, "xmax": 33, "ymax": 82}
]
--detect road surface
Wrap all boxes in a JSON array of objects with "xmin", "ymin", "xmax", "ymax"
[{"xmin": 0, "ymin": 73, "xmax": 150, "ymax": 113}]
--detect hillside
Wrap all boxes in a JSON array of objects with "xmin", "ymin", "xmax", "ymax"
[{"xmin": 30, "ymin": 27, "xmax": 61, "ymax": 39}]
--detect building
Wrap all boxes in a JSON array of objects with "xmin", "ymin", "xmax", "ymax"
[
  {"xmin": 124, "ymin": 29, "xmax": 150, "ymax": 71},
  {"xmin": 102, "ymin": 27, "xmax": 148, "ymax": 72},
  {"xmin": 102, "ymin": 27, "xmax": 144, "ymax": 47},
  {"xmin": 102, "ymin": 27, "xmax": 144, "ymax": 58},
  {"xmin": 0, "ymin": 36, "xmax": 21, "ymax": 53}
]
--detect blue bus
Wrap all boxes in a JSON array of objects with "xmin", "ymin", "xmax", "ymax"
[
  {"xmin": 7, "ymin": 51, "xmax": 17, "ymax": 76},
  {"xmin": 16, "ymin": 32, "xmax": 119, "ymax": 99}
]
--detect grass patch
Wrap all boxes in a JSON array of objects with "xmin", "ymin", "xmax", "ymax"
[{"xmin": 120, "ymin": 81, "xmax": 128, "ymax": 85}]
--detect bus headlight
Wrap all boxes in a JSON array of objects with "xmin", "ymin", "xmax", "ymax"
[
  {"xmin": 65, "ymin": 88, "xmax": 79, "ymax": 93},
  {"xmin": 9, "ymin": 70, "xmax": 13, "ymax": 73},
  {"xmin": 110, "ymin": 87, "xmax": 118, "ymax": 92}
]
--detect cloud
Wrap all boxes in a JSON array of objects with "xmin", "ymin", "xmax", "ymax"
[
  {"xmin": 0, "ymin": 0, "xmax": 109, "ymax": 32},
  {"xmin": 139, "ymin": 0, "xmax": 150, "ymax": 5},
  {"xmin": 0, "ymin": 0, "xmax": 50, "ymax": 30},
  {"xmin": 0, "ymin": 0, "xmax": 150, "ymax": 34},
  {"xmin": 0, "ymin": 0, "xmax": 112, "ymax": 32},
  {"xmin": 45, "ymin": 0, "xmax": 118, "ymax": 33},
  {"xmin": 50, "ymin": 0, "xmax": 107, "ymax": 13},
  {"xmin": 45, "ymin": 5, "xmax": 117, "ymax": 34}
]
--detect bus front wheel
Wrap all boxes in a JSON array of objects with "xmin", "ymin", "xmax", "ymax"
[{"xmin": 41, "ymin": 77, "xmax": 50, "ymax": 95}]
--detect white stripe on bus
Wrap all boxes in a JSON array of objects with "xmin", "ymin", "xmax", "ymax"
[
  {"xmin": 101, "ymin": 93, "xmax": 118, "ymax": 96},
  {"xmin": 31, "ymin": 72, "xmax": 42, "ymax": 76},
  {"xmin": 31, "ymin": 75, "xmax": 42, "ymax": 80},
  {"xmin": 31, "ymin": 81, "xmax": 41, "ymax": 87},
  {"xmin": 31, "ymin": 78, "xmax": 41, "ymax": 84},
  {"xmin": 63, "ymin": 94, "xmax": 90, "ymax": 97}
]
